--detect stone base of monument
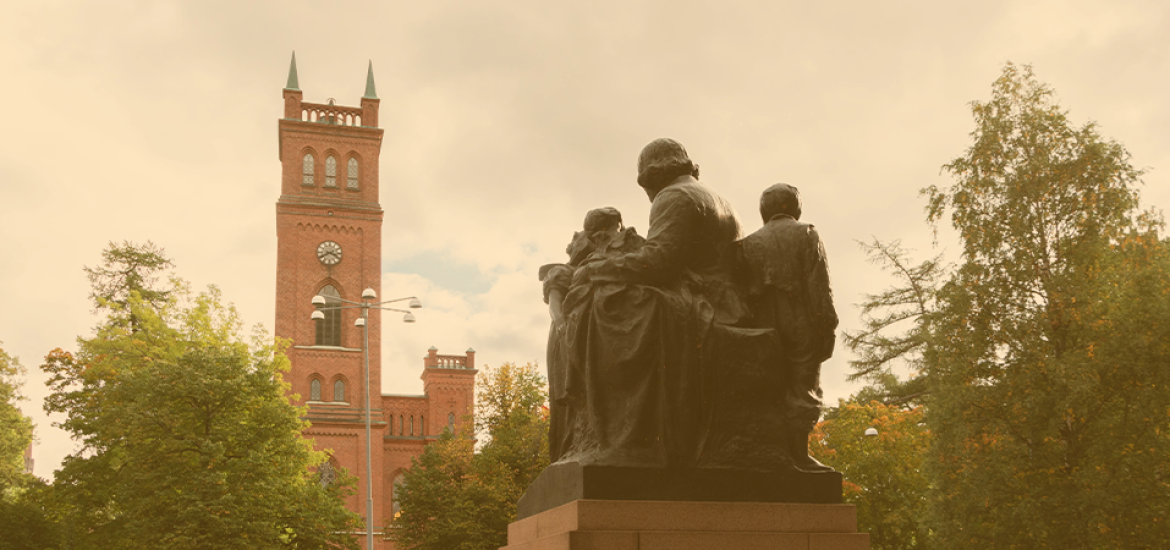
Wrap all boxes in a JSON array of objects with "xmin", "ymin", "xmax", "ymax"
[
  {"xmin": 517, "ymin": 461, "xmax": 843, "ymax": 519},
  {"xmin": 500, "ymin": 499, "xmax": 870, "ymax": 550}
]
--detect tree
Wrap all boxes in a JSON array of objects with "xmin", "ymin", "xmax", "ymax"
[
  {"xmin": 83, "ymin": 240, "xmax": 175, "ymax": 331},
  {"xmin": 0, "ymin": 477, "xmax": 63, "ymax": 550},
  {"xmin": 811, "ymin": 399, "xmax": 930, "ymax": 550},
  {"xmin": 842, "ymin": 239, "xmax": 945, "ymax": 406},
  {"xmin": 921, "ymin": 62, "xmax": 1169, "ymax": 548},
  {"xmin": 0, "ymin": 343, "xmax": 60, "ymax": 550},
  {"xmin": 40, "ymin": 242, "xmax": 361, "ymax": 549},
  {"xmin": 0, "ymin": 343, "xmax": 33, "ymax": 488},
  {"xmin": 390, "ymin": 362, "xmax": 549, "ymax": 550}
]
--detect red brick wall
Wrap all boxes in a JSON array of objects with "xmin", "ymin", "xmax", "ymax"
[{"xmin": 380, "ymin": 349, "xmax": 478, "ymax": 529}]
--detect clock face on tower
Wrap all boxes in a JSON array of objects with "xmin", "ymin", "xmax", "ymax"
[{"xmin": 317, "ymin": 241, "xmax": 342, "ymax": 265}]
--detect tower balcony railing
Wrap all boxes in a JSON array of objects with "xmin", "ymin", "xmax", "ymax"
[
  {"xmin": 432, "ymin": 355, "xmax": 468, "ymax": 369},
  {"xmin": 298, "ymin": 101, "xmax": 365, "ymax": 127}
]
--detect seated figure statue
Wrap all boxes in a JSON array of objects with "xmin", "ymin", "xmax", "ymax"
[
  {"xmin": 521, "ymin": 139, "xmax": 840, "ymax": 518},
  {"xmin": 553, "ymin": 138, "xmax": 755, "ymax": 469}
]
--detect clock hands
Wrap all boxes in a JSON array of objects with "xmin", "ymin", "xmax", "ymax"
[{"xmin": 317, "ymin": 241, "xmax": 342, "ymax": 265}]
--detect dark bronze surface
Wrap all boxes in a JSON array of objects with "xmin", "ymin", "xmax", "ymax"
[{"xmin": 530, "ymin": 140, "xmax": 840, "ymax": 516}]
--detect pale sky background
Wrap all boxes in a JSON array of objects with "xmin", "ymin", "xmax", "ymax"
[{"xmin": 2, "ymin": 1, "xmax": 1167, "ymax": 479}]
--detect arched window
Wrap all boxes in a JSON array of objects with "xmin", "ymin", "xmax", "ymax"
[
  {"xmin": 325, "ymin": 155, "xmax": 337, "ymax": 187},
  {"xmin": 399, "ymin": 415, "xmax": 404, "ymax": 436},
  {"xmin": 388, "ymin": 415, "xmax": 393, "ymax": 435},
  {"xmin": 333, "ymin": 379, "xmax": 345, "ymax": 402},
  {"xmin": 409, "ymin": 416, "xmax": 414, "ymax": 436},
  {"xmin": 392, "ymin": 473, "xmax": 406, "ymax": 519},
  {"xmin": 347, "ymin": 158, "xmax": 359, "ymax": 189},
  {"xmin": 302, "ymin": 153, "xmax": 315, "ymax": 185},
  {"xmin": 420, "ymin": 416, "xmax": 424, "ymax": 436},
  {"xmin": 318, "ymin": 460, "xmax": 337, "ymax": 488},
  {"xmin": 315, "ymin": 285, "xmax": 341, "ymax": 346},
  {"xmin": 310, "ymin": 378, "xmax": 322, "ymax": 401},
  {"xmin": 448, "ymin": 412, "xmax": 455, "ymax": 431}
]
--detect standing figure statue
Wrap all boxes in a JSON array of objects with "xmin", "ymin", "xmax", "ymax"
[
  {"xmin": 539, "ymin": 207, "xmax": 644, "ymax": 462},
  {"xmin": 740, "ymin": 183, "xmax": 838, "ymax": 473}
]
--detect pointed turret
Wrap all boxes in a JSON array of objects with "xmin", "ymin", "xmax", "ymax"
[
  {"xmin": 285, "ymin": 51, "xmax": 300, "ymax": 91},
  {"xmin": 281, "ymin": 52, "xmax": 303, "ymax": 124},
  {"xmin": 363, "ymin": 60, "xmax": 378, "ymax": 99},
  {"xmin": 360, "ymin": 60, "xmax": 380, "ymax": 128}
]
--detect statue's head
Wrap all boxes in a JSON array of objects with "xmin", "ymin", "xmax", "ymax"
[
  {"xmin": 583, "ymin": 207, "xmax": 622, "ymax": 233},
  {"xmin": 760, "ymin": 183, "xmax": 802, "ymax": 222},
  {"xmin": 637, "ymin": 138, "xmax": 700, "ymax": 199}
]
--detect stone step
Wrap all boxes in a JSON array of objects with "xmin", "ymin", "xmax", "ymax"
[{"xmin": 502, "ymin": 530, "xmax": 871, "ymax": 550}]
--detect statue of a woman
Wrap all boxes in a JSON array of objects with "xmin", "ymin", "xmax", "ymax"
[{"xmin": 549, "ymin": 138, "xmax": 767, "ymax": 469}]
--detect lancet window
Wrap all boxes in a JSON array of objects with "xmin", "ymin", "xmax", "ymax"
[
  {"xmin": 325, "ymin": 156, "xmax": 337, "ymax": 187},
  {"xmin": 347, "ymin": 158, "xmax": 359, "ymax": 189},
  {"xmin": 302, "ymin": 153, "xmax": 315, "ymax": 185},
  {"xmin": 315, "ymin": 285, "xmax": 341, "ymax": 346}
]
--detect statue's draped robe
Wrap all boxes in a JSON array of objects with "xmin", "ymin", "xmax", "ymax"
[
  {"xmin": 554, "ymin": 179, "xmax": 766, "ymax": 468},
  {"xmin": 542, "ymin": 228, "xmax": 644, "ymax": 463}
]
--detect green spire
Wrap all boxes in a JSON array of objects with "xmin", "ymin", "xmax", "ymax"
[
  {"xmin": 285, "ymin": 51, "xmax": 300, "ymax": 91},
  {"xmin": 363, "ymin": 60, "xmax": 378, "ymax": 99}
]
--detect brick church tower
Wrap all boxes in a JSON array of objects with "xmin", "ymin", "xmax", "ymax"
[{"xmin": 274, "ymin": 54, "xmax": 477, "ymax": 549}]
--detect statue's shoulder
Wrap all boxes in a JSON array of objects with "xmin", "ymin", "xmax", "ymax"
[
  {"xmin": 740, "ymin": 217, "xmax": 820, "ymax": 263},
  {"xmin": 539, "ymin": 263, "xmax": 573, "ymax": 281},
  {"xmin": 752, "ymin": 216, "xmax": 815, "ymax": 238}
]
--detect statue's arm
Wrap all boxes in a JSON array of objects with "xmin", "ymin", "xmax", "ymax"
[
  {"xmin": 588, "ymin": 187, "xmax": 698, "ymax": 284},
  {"xmin": 541, "ymin": 263, "xmax": 574, "ymax": 322},
  {"xmin": 805, "ymin": 226, "xmax": 838, "ymax": 360}
]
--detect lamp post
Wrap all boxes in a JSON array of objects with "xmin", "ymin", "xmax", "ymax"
[{"xmin": 312, "ymin": 288, "xmax": 421, "ymax": 550}]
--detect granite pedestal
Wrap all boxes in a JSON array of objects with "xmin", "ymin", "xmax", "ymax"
[
  {"xmin": 501, "ymin": 499, "xmax": 870, "ymax": 550},
  {"xmin": 517, "ymin": 462, "xmax": 843, "ymax": 519}
]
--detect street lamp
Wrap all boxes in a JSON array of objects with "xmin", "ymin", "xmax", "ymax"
[{"xmin": 312, "ymin": 288, "xmax": 422, "ymax": 550}]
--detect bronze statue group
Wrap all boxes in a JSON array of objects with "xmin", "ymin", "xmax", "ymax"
[{"xmin": 540, "ymin": 138, "xmax": 838, "ymax": 476}]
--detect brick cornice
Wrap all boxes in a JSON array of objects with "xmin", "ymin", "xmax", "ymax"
[
  {"xmin": 279, "ymin": 119, "xmax": 384, "ymax": 140},
  {"xmin": 305, "ymin": 430, "xmax": 360, "ymax": 437},
  {"xmin": 277, "ymin": 199, "xmax": 384, "ymax": 216}
]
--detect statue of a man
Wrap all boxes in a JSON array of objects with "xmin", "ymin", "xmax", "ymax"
[{"xmin": 740, "ymin": 183, "xmax": 838, "ymax": 472}]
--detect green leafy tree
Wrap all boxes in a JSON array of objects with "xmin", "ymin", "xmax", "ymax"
[
  {"xmin": 0, "ymin": 477, "xmax": 63, "ymax": 550},
  {"xmin": 0, "ymin": 343, "xmax": 61, "ymax": 550},
  {"xmin": 41, "ymin": 242, "xmax": 361, "ymax": 549},
  {"xmin": 0, "ymin": 344, "xmax": 33, "ymax": 488},
  {"xmin": 922, "ymin": 62, "xmax": 1169, "ymax": 548},
  {"xmin": 390, "ymin": 362, "xmax": 549, "ymax": 550},
  {"xmin": 812, "ymin": 399, "xmax": 931, "ymax": 550}
]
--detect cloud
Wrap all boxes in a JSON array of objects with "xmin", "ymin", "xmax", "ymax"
[{"xmin": 3, "ymin": 0, "xmax": 1169, "ymax": 478}]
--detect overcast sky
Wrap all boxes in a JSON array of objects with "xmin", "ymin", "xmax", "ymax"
[{"xmin": 2, "ymin": 1, "xmax": 1167, "ymax": 479}]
